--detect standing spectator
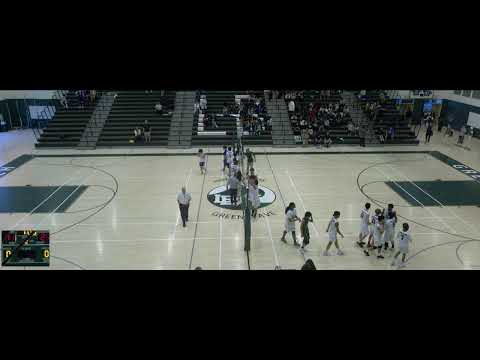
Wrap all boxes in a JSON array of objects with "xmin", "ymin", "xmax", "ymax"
[
  {"xmin": 387, "ymin": 126, "xmax": 395, "ymax": 141},
  {"xmin": 425, "ymin": 123, "xmax": 433, "ymax": 143},
  {"xmin": 143, "ymin": 120, "xmax": 152, "ymax": 143},
  {"xmin": 288, "ymin": 99, "xmax": 295, "ymax": 116},
  {"xmin": 222, "ymin": 102, "xmax": 229, "ymax": 116},
  {"xmin": 90, "ymin": 90, "xmax": 97, "ymax": 104},
  {"xmin": 154, "ymin": 103, "xmax": 163, "ymax": 114},
  {"xmin": 177, "ymin": 186, "xmax": 192, "ymax": 228},
  {"xmin": 300, "ymin": 119, "xmax": 308, "ymax": 145}
]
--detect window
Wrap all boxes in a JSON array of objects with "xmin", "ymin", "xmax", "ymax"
[
  {"xmin": 472, "ymin": 90, "xmax": 480, "ymax": 99},
  {"xmin": 462, "ymin": 90, "xmax": 472, "ymax": 97},
  {"xmin": 454, "ymin": 90, "xmax": 462, "ymax": 95}
]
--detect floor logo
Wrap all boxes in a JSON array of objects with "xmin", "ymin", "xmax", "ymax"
[{"xmin": 207, "ymin": 185, "xmax": 276, "ymax": 210}]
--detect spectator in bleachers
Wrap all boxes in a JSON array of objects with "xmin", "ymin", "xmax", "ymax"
[
  {"xmin": 288, "ymin": 99, "xmax": 295, "ymax": 116},
  {"xmin": 133, "ymin": 127, "xmax": 143, "ymax": 143},
  {"xmin": 89, "ymin": 90, "xmax": 97, "ymax": 104},
  {"xmin": 324, "ymin": 132, "xmax": 332, "ymax": 148},
  {"xmin": 154, "ymin": 103, "xmax": 163, "ymax": 114},
  {"xmin": 60, "ymin": 94, "xmax": 68, "ymax": 109},
  {"xmin": 143, "ymin": 120, "xmax": 152, "ymax": 143},
  {"xmin": 223, "ymin": 102, "xmax": 229, "ymax": 116},
  {"xmin": 387, "ymin": 126, "xmax": 395, "ymax": 141}
]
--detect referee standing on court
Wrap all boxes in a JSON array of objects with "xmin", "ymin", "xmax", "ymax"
[{"xmin": 177, "ymin": 186, "xmax": 192, "ymax": 227}]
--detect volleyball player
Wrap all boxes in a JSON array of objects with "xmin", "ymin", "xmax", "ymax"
[
  {"xmin": 364, "ymin": 215, "xmax": 385, "ymax": 258},
  {"xmin": 382, "ymin": 204, "xmax": 397, "ymax": 250},
  {"xmin": 383, "ymin": 212, "xmax": 396, "ymax": 250},
  {"xmin": 357, "ymin": 202, "xmax": 371, "ymax": 247},
  {"xmin": 249, "ymin": 178, "xmax": 260, "ymax": 218},
  {"xmin": 226, "ymin": 146, "xmax": 234, "ymax": 176},
  {"xmin": 324, "ymin": 211, "xmax": 344, "ymax": 256},
  {"xmin": 245, "ymin": 148, "xmax": 256, "ymax": 174},
  {"xmin": 391, "ymin": 223, "xmax": 412, "ymax": 268},
  {"xmin": 222, "ymin": 146, "xmax": 228, "ymax": 175},
  {"xmin": 197, "ymin": 149, "xmax": 207, "ymax": 174},
  {"xmin": 367, "ymin": 208, "xmax": 382, "ymax": 248},
  {"xmin": 280, "ymin": 202, "xmax": 301, "ymax": 247},
  {"xmin": 300, "ymin": 211, "xmax": 313, "ymax": 251}
]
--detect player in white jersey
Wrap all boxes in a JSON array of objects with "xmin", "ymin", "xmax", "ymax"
[
  {"xmin": 230, "ymin": 159, "xmax": 239, "ymax": 178},
  {"xmin": 197, "ymin": 149, "xmax": 207, "ymax": 174},
  {"xmin": 324, "ymin": 211, "xmax": 344, "ymax": 256},
  {"xmin": 391, "ymin": 223, "xmax": 412, "ymax": 268},
  {"xmin": 364, "ymin": 214, "xmax": 385, "ymax": 258},
  {"xmin": 248, "ymin": 178, "xmax": 260, "ymax": 218},
  {"xmin": 383, "ymin": 212, "xmax": 396, "ymax": 250},
  {"xmin": 367, "ymin": 208, "xmax": 382, "ymax": 248},
  {"xmin": 226, "ymin": 146, "xmax": 234, "ymax": 176},
  {"xmin": 382, "ymin": 203, "xmax": 397, "ymax": 250},
  {"xmin": 280, "ymin": 202, "xmax": 301, "ymax": 247},
  {"xmin": 357, "ymin": 202, "xmax": 371, "ymax": 247}
]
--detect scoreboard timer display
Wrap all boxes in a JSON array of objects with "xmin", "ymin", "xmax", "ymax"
[{"xmin": 1, "ymin": 230, "xmax": 50, "ymax": 267}]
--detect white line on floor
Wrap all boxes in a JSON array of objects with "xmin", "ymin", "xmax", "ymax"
[
  {"xmin": 387, "ymin": 164, "xmax": 479, "ymax": 234},
  {"xmin": 10, "ymin": 160, "xmax": 91, "ymax": 229},
  {"xmin": 264, "ymin": 213, "xmax": 280, "ymax": 268},
  {"xmin": 286, "ymin": 169, "xmax": 321, "ymax": 238},
  {"xmin": 375, "ymin": 166, "xmax": 425, "ymax": 207},
  {"xmin": 376, "ymin": 164, "xmax": 457, "ymax": 234}
]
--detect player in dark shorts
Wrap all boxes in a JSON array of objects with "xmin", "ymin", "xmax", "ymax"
[
  {"xmin": 245, "ymin": 149, "xmax": 256, "ymax": 174},
  {"xmin": 198, "ymin": 149, "xmax": 207, "ymax": 174},
  {"xmin": 222, "ymin": 145, "xmax": 228, "ymax": 174}
]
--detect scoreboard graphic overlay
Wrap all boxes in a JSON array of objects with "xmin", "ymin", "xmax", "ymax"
[{"xmin": 1, "ymin": 230, "xmax": 50, "ymax": 267}]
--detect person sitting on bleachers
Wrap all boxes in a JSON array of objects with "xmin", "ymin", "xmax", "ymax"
[
  {"xmin": 324, "ymin": 132, "xmax": 332, "ymax": 148},
  {"xmin": 154, "ymin": 103, "xmax": 163, "ymax": 114},
  {"xmin": 347, "ymin": 121, "xmax": 355, "ymax": 136},
  {"xmin": 133, "ymin": 127, "xmax": 143, "ymax": 143},
  {"xmin": 223, "ymin": 102, "xmax": 229, "ymax": 116},
  {"xmin": 387, "ymin": 126, "xmax": 395, "ymax": 141}
]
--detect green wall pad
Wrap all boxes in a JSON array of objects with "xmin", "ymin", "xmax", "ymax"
[
  {"xmin": 0, "ymin": 186, "xmax": 88, "ymax": 213},
  {"xmin": 385, "ymin": 181, "xmax": 480, "ymax": 207}
]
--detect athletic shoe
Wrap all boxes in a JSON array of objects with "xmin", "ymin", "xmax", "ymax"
[
  {"xmin": 356, "ymin": 241, "xmax": 364, "ymax": 248},
  {"xmin": 323, "ymin": 251, "xmax": 330, "ymax": 256},
  {"xmin": 280, "ymin": 238, "xmax": 287, "ymax": 243},
  {"xmin": 294, "ymin": 242, "xmax": 300, "ymax": 247},
  {"xmin": 377, "ymin": 255, "xmax": 384, "ymax": 259},
  {"xmin": 390, "ymin": 260, "xmax": 396, "ymax": 267},
  {"xmin": 337, "ymin": 250, "xmax": 344, "ymax": 256},
  {"xmin": 363, "ymin": 250, "xmax": 370, "ymax": 256}
]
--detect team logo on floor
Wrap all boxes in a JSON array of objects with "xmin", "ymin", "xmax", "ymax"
[{"xmin": 207, "ymin": 185, "xmax": 276, "ymax": 210}]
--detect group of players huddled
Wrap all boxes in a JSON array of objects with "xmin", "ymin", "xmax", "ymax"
[
  {"xmin": 357, "ymin": 202, "xmax": 413, "ymax": 267},
  {"xmin": 198, "ymin": 146, "xmax": 413, "ymax": 268},
  {"xmin": 198, "ymin": 145, "xmax": 260, "ymax": 218}
]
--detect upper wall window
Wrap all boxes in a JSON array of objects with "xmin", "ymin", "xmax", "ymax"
[
  {"xmin": 462, "ymin": 90, "xmax": 472, "ymax": 97},
  {"xmin": 454, "ymin": 90, "xmax": 462, "ymax": 95}
]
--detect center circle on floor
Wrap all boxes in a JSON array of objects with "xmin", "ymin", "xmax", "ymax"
[{"xmin": 207, "ymin": 185, "xmax": 276, "ymax": 210}]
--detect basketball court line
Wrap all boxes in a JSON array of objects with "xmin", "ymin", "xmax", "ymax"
[
  {"xmin": 9, "ymin": 160, "xmax": 93, "ymax": 229},
  {"xmin": 375, "ymin": 166, "xmax": 425, "ymax": 207},
  {"xmin": 285, "ymin": 169, "xmax": 320, "ymax": 239},
  {"xmin": 264, "ymin": 213, "xmax": 280, "ymax": 268},
  {"xmin": 375, "ymin": 165, "xmax": 457, "ymax": 234},
  {"xmin": 387, "ymin": 164, "xmax": 480, "ymax": 235}
]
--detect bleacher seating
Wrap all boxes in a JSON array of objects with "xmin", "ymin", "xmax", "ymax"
[
  {"xmin": 285, "ymin": 90, "xmax": 360, "ymax": 145},
  {"xmin": 191, "ymin": 91, "xmax": 240, "ymax": 146},
  {"xmin": 35, "ymin": 91, "xmax": 99, "ymax": 148},
  {"xmin": 97, "ymin": 91, "xmax": 175, "ymax": 147},
  {"xmin": 359, "ymin": 91, "xmax": 419, "ymax": 145}
]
